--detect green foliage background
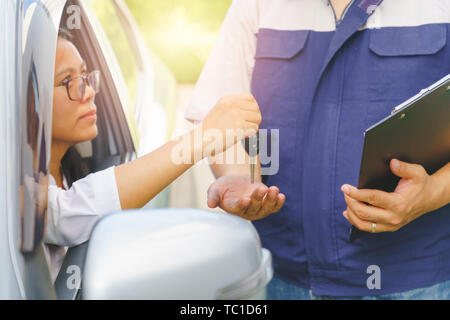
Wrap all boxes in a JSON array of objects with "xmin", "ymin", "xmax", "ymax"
[{"xmin": 124, "ymin": 0, "xmax": 232, "ymax": 83}]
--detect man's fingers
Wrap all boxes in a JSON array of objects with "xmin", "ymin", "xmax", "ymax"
[
  {"xmin": 247, "ymin": 186, "xmax": 285, "ymax": 219},
  {"xmin": 344, "ymin": 194, "xmax": 391, "ymax": 224},
  {"xmin": 273, "ymin": 194, "xmax": 286, "ymax": 213},
  {"xmin": 225, "ymin": 197, "xmax": 251, "ymax": 215},
  {"xmin": 259, "ymin": 187, "xmax": 279, "ymax": 215},
  {"xmin": 245, "ymin": 186, "xmax": 268, "ymax": 216},
  {"xmin": 341, "ymin": 184, "xmax": 396, "ymax": 209},
  {"xmin": 237, "ymin": 197, "xmax": 251, "ymax": 211},
  {"xmin": 207, "ymin": 185, "xmax": 221, "ymax": 208},
  {"xmin": 343, "ymin": 209, "xmax": 369, "ymax": 231},
  {"xmin": 343, "ymin": 209, "xmax": 391, "ymax": 233},
  {"xmin": 390, "ymin": 158, "xmax": 427, "ymax": 181},
  {"xmin": 250, "ymin": 186, "xmax": 267, "ymax": 201}
]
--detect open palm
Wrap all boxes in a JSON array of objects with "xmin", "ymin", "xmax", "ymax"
[{"xmin": 207, "ymin": 175, "xmax": 285, "ymax": 220}]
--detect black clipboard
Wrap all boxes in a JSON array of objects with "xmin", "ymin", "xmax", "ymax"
[{"xmin": 349, "ymin": 74, "xmax": 450, "ymax": 242}]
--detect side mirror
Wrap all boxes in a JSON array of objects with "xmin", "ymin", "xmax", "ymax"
[{"xmin": 82, "ymin": 208, "xmax": 273, "ymax": 299}]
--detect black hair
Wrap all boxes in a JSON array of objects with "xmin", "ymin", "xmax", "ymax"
[
  {"xmin": 58, "ymin": 27, "xmax": 74, "ymax": 42},
  {"xmin": 57, "ymin": 26, "xmax": 90, "ymax": 187},
  {"xmin": 60, "ymin": 146, "xmax": 89, "ymax": 188}
]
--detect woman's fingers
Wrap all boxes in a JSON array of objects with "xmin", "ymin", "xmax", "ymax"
[
  {"xmin": 239, "ymin": 101, "xmax": 260, "ymax": 112},
  {"xmin": 241, "ymin": 109, "xmax": 262, "ymax": 124},
  {"xmin": 231, "ymin": 93, "xmax": 257, "ymax": 103}
]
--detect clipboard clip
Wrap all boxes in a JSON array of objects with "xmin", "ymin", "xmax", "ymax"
[
  {"xmin": 390, "ymin": 88, "xmax": 429, "ymax": 115},
  {"xmin": 391, "ymin": 74, "xmax": 450, "ymax": 115}
]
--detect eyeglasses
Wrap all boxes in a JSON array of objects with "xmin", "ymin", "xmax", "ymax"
[{"xmin": 56, "ymin": 70, "xmax": 100, "ymax": 102}]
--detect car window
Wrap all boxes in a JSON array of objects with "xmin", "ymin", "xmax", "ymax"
[
  {"xmin": 57, "ymin": 0, "xmax": 137, "ymax": 170},
  {"xmin": 21, "ymin": 1, "xmax": 57, "ymax": 253},
  {"xmin": 90, "ymin": 0, "xmax": 139, "ymax": 111}
]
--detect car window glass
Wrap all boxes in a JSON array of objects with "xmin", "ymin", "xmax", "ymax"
[
  {"xmin": 21, "ymin": 1, "xmax": 56, "ymax": 253},
  {"xmin": 90, "ymin": 0, "xmax": 138, "ymax": 109}
]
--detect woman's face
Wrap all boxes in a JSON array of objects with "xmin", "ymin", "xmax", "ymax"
[{"xmin": 52, "ymin": 38, "xmax": 98, "ymax": 145}]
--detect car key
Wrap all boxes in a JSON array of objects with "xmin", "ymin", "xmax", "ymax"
[{"xmin": 241, "ymin": 132, "xmax": 260, "ymax": 183}]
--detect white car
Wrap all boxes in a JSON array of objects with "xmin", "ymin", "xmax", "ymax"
[{"xmin": 0, "ymin": 0, "xmax": 272, "ymax": 300}]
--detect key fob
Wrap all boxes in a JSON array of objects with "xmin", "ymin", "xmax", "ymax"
[{"xmin": 241, "ymin": 132, "xmax": 260, "ymax": 157}]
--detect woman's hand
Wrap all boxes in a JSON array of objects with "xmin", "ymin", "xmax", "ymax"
[
  {"xmin": 201, "ymin": 94, "xmax": 261, "ymax": 155},
  {"xmin": 341, "ymin": 159, "xmax": 450, "ymax": 233}
]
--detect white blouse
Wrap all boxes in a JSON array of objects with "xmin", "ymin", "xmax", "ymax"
[{"xmin": 43, "ymin": 166, "xmax": 122, "ymax": 282}]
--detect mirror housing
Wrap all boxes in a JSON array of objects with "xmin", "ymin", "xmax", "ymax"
[{"xmin": 82, "ymin": 208, "xmax": 273, "ymax": 299}]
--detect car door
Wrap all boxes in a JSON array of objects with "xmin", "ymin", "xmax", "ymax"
[
  {"xmin": 1, "ymin": 0, "xmax": 174, "ymax": 299},
  {"xmin": 0, "ymin": 0, "xmax": 68, "ymax": 299},
  {"xmin": 0, "ymin": 0, "xmax": 139, "ymax": 299},
  {"xmin": 0, "ymin": 0, "xmax": 27, "ymax": 300}
]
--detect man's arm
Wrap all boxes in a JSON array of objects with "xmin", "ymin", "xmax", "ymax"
[
  {"xmin": 429, "ymin": 162, "xmax": 450, "ymax": 209},
  {"xmin": 185, "ymin": 0, "xmax": 286, "ymax": 219}
]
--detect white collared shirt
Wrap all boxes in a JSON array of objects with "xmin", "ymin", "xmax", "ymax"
[
  {"xmin": 185, "ymin": 0, "xmax": 450, "ymax": 122},
  {"xmin": 43, "ymin": 166, "xmax": 122, "ymax": 282}
]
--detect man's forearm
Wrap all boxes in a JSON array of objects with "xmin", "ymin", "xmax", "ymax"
[
  {"xmin": 429, "ymin": 162, "xmax": 450, "ymax": 210},
  {"xmin": 209, "ymin": 142, "xmax": 261, "ymax": 181}
]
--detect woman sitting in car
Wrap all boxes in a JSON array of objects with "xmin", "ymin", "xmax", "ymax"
[{"xmin": 42, "ymin": 28, "xmax": 285, "ymax": 281}]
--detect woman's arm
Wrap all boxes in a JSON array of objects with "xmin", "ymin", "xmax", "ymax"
[
  {"xmin": 115, "ymin": 129, "xmax": 199, "ymax": 209},
  {"xmin": 115, "ymin": 94, "xmax": 261, "ymax": 210}
]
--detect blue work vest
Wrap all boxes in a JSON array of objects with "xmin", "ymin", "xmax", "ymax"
[{"xmin": 251, "ymin": 1, "xmax": 450, "ymax": 296}]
